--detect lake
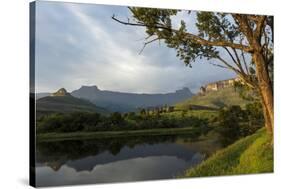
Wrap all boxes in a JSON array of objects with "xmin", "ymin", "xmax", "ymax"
[{"xmin": 35, "ymin": 132, "xmax": 222, "ymax": 187}]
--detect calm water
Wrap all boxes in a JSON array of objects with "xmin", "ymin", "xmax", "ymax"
[{"xmin": 36, "ymin": 133, "xmax": 222, "ymax": 187}]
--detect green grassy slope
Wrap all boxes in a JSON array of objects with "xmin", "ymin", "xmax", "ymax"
[
  {"xmin": 176, "ymin": 87, "xmax": 249, "ymax": 110},
  {"xmin": 36, "ymin": 95, "xmax": 108, "ymax": 115},
  {"xmin": 185, "ymin": 128, "xmax": 273, "ymax": 177}
]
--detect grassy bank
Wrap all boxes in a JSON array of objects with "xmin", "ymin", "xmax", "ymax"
[
  {"xmin": 185, "ymin": 128, "xmax": 273, "ymax": 177},
  {"xmin": 37, "ymin": 127, "xmax": 200, "ymax": 142}
]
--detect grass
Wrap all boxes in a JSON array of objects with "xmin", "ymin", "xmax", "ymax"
[
  {"xmin": 185, "ymin": 128, "xmax": 273, "ymax": 177},
  {"xmin": 176, "ymin": 87, "xmax": 249, "ymax": 110},
  {"xmin": 233, "ymin": 133, "xmax": 273, "ymax": 174},
  {"xmin": 161, "ymin": 110, "xmax": 218, "ymax": 120},
  {"xmin": 37, "ymin": 126, "xmax": 200, "ymax": 142}
]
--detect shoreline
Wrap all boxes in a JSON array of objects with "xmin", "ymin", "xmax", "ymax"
[
  {"xmin": 183, "ymin": 128, "xmax": 273, "ymax": 177},
  {"xmin": 37, "ymin": 127, "xmax": 201, "ymax": 142}
]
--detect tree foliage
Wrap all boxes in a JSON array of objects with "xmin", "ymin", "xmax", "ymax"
[
  {"xmin": 216, "ymin": 104, "xmax": 263, "ymax": 146},
  {"xmin": 37, "ymin": 111, "xmax": 208, "ymax": 133}
]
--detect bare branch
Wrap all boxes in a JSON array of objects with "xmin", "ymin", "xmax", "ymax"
[
  {"xmin": 222, "ymin": 47, "xmax": 247, "ymax": 75},
  {"xmin": 215, "ymin": 55, "xmax": 242, "ymax": 74},
  {"xmin": 217, "ymin": 55, "xmax": 256, "ymax": 89},
  {"xmin": 223, "ymin": 47, "xmax": 238, "ymax": 65},
  {"xmin": 241, "ymin": 50, "xmax": 250, "ymax": 75},
  {"xmin": 208, "ymin": 62, "xmax": 229, "ymax": 69},
  {"xmin": 232, "ymin": 48, "xmax": 245, "ymax": 74},
  {"xmin": 138, "ymin": 37, "xmax": 160, "ymax": 54}
]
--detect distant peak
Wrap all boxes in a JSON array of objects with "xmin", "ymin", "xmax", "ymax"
[
  {"xmin": 80, "ymin": 85, "xmax": 99, "ymax": 90},
  {"xmin": 52, "ymin": 88, "xmax": 71, "ymax": 96},
  {"xmin": 176, "ymin": 87, "xmax": 191, "ymax": 93}
]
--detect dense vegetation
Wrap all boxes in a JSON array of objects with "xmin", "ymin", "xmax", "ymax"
[
  {"xmin": 36, "ymin": 111, "xmax": 208, "ymax": 134},
  {"xmin": 37, "ymin": 100, "xmax": 263, "ymax": 147},
  {"xmin": 214, "ymin": 103, "xmax": 264, "ymax": 146}
]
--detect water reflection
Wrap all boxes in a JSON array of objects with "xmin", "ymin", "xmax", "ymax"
[{"xmin": 36, "ymin": 134, "xmax": 220, "ymax": 187}]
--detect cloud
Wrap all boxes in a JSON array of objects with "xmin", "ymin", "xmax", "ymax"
[{"xmin": 35, "ymin": 1, "xmax": 235, "ymax": 94}]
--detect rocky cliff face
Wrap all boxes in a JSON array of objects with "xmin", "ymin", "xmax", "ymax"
[{"xmin": 199, "ymin": 77, "xmax": 240, "ymax": 95}]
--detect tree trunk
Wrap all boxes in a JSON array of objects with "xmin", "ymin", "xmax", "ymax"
[
  {"xmin": 260, "ymin": 89, "xmax": 273, "ymax": 134},
  {"xmin": 253, "ymin": 52, "xmax": 274, "ymax": 135}
]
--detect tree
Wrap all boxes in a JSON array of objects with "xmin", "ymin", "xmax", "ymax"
[
  {"xmin": 140, "ymin": 108, "xmax": 146, "ymax": 116},
  {"xmin": 127, "ymin": 112, "xmax": 137, "ymax": 119},
  {"xmin": 217, "ymin": 106, "xmax": 245, "ymax": 146},
  {"xmin": 168, "ymin": 106, "xmax": 175, "ymax": 112},
  {"xmin": 110, "ymin": 112, "xmax": 124, "ymax": 125},
  {"xmin": 113, "ymin": 9, "xmax": 274, "ymax": 135}
]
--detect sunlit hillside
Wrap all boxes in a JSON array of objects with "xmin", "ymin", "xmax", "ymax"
[{"xmin": 176, "ymin": 87, "xmax": 250, "ymax": 110}]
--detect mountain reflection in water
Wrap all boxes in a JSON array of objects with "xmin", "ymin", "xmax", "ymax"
[{"xmin": 36, "ymin": 133, "xmax": 221, "ymax": 187}]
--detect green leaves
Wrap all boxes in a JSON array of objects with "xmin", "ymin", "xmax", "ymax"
[
  {"xmin": 128, "ymin": 8, "xmax": 239, "ymax": 66},
  {"xmin": 130, "ymin": 7, "xmax": 177, "ymax": 37}
]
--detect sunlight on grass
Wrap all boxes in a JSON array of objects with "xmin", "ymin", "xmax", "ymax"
[
  {"xmin": 233, "ymin": 133, "xmax": 273, "ymax": 174},
  {"xmin": 176, "ymin": 88, "xmax": 249, "ymax": 110},
  {"xmin": 185, "ymin": 128, "xmax": 273, "ymax": 177}
]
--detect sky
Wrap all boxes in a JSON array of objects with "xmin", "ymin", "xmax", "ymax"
[{"xmin": 35, "ymin": 1, "xmax": 236, "ymax": 94}]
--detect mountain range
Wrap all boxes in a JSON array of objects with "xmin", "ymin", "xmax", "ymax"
[{"xmin": 37, "ymin": 85, "xmax": 194, "ymax": 112}]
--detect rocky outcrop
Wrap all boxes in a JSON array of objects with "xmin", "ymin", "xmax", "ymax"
[
  {"xmin": 51, "ymin": 88, "xmax": 71, "ymax": 97},
  {"xmin": 199, "ymin": 77, "xmax": 241, "ymax": 95}
]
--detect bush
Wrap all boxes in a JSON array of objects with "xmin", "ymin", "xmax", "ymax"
[
  {"xmin": 36, "ymin": 113, "xmax": 64, "ymax": 133},
  {"xmin": 37, "ymin": 112, "xmax": 102, "ymax": 133},
  {"xmin": 110, "ymin": 112, "xmax": 124, "ymax": 125},
  {"xmin": 215, "ymin": 105, "xmax": 263, "ymax": 146}
]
